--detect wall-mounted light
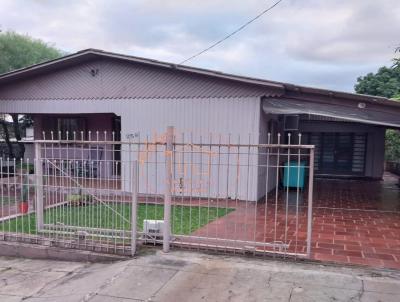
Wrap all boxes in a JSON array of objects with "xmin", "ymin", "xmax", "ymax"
[{"xmin": 358, "ymin": 102, "xmax": 366, "ymax": 109}]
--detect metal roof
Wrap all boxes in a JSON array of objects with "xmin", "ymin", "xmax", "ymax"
[
  {"xmin": 263, "ymin": 98, "xmax": 400, "ymax": 128},
  {"xmin": 0, "ymin": 49, "xmax": 284, "ymax": 100},
  {"xmin": 0, "ymin": 49, "xmax": 285, "ymax": 89},
  {"xmin": 0, "ymin": 48, "xmax": 398, "ymax": 108}
]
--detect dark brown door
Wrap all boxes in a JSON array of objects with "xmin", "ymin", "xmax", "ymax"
[
  {"xmin": 320, "ymin": 133, "xmax": 353, "ymax": 174},
  {"xmin": 304, "ymin": 132, "xmax": 367, "ymax": 176},
  {"xmin": 333, "ymin": 133, "xmax": 353, "ymax": 173}
]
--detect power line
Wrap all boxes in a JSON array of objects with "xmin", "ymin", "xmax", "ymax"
[{"xmin": 179, "ymin": 0, "xmax": 284, "ymax": 65}]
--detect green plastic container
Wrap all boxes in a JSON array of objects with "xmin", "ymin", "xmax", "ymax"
[{"xmin": 283, "ymin": 161, "xmax": 306, "ymax": 189}]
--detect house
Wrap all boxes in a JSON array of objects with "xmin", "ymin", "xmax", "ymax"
[{"xmin": 0, "ymin": 49, "xmax": 400, "ymax": 201}]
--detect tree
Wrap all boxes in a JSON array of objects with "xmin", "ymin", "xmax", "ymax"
[
  {"xmin": 0, "ymin": 31, "xmax": 63, "ymax": 158},
  {"xmin": 355, "ymin": 55, "xmax": 400, "ymax": 162},
  {"xmin": 355, "ymin": 66, "xmax": 400, "ymax": 98},
  {"xmin": 394, "ymin": 46, "xmax": 400, "ymax": 68},
  {"xmin": 385, "ymin": 129, "xmax": 400, "ymax": 161},
  {"xmin": 0, "ymin": 31, "xmax": 62, "ymax": 74}
]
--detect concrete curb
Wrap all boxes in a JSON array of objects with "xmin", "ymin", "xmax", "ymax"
[{"xmin": 0, "ymin": 241, "xmax": 130, "ymax": 262}]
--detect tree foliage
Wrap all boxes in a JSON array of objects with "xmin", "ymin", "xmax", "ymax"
[
  {"xmin": 354, "ymin": 66, "xmax": 400, "ymax": 98},
  {"xmin": 355, "ymin": 55, "xmax": 400, "ymax": 162},
  {"xmin": 385, "ymin": 129, "xmax": 400, "ymax": 161},
  {"xmin": 0, "ymin": 31, "xmax": 63, "ymax": 74},
  {"xmin": 0, "ymin": 31, "xmax": 63, "ymax": 158},
  {"xmin": 394, "ymin": 46, "xmax": 400, "ymax": 69}
]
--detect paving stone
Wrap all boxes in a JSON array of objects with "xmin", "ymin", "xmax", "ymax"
[{"xmin": 1, "ymin": 251, "xmax": 400, "ymax": 302}]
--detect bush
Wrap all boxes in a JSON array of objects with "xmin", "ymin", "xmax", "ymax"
[
  {"xmin": 66, "ymin": 193, "xmax": 93, "ymax": 206},
  {"xmin": 385, "ymin": 129, "xmax": 400, "ymax": 161}
]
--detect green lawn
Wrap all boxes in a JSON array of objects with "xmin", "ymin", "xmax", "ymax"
[{"xmin": 0, "ymin": 203, "xmax": 234, "ymax": 235}]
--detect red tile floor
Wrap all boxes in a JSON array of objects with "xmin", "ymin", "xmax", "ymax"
[
  {"xmin": 184, "ymin": 172, "xmax": 400, "ymax": 270},
  {"xmin": 311, "ymin": 173, "xmax": 400, "ymax": 269}
]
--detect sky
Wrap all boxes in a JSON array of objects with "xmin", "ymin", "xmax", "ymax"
[{"xmin": 0, "ymin": 0, "xmax": 399, "ymax": 92}]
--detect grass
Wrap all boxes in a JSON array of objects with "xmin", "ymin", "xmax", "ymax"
[
  {"xmin": 0, "ymin": 203, "xmax": 234, "ymax": 235},
  {"xmin": 17, "ymin": 162, "xmax": 34, "ymax": 172}
]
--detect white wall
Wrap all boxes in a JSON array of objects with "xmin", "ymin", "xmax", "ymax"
[
  {"xmin": 0, "ymin": 97, "xmax": 262, "ymax": 200},
  {"xmin": 256, "ymin": 111, "xmax": 280, "ymax": 199},
  {"xmin": 115, "ymin": 98, "xmax": 262, "ymax": 201}
]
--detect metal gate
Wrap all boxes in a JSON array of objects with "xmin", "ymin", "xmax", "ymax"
[{"xmin": 0, "ymin": 127, "xmax": 314, "ymax": 258}]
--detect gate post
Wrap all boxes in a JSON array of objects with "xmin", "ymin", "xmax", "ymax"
[
  {"xmin": 306, "ymin": 147, "xmax": 315, "ymax": 258},
  {"xmin": 131, "ymin": 160, "xmax": 139, "ymax": 256},
  {"xmin": 163, "ymin": 126, "xmax": 174, "ymax": 253},
  {"xmin": 34, "ymin": 142, "xmax": 44, "ymax": 231}
]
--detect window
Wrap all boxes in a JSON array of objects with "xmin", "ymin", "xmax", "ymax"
[
  {"xmin": 57, "ymin": 118, "xmax": 86, "ymax": 139},
  {"xmin": 303, "ymin": 132, "xmax": 367, "ymax": 175}
]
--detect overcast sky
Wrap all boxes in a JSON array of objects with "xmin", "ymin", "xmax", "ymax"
[{"xmin": 1, "ymin": 0, "xmax": 399, "ymax": 92}]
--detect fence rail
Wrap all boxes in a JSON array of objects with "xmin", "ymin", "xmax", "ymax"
[{"xmin": 0, "ymin": 127, "xmax": 314, "ymax": 258}]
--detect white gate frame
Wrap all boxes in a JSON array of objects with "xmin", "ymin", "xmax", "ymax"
[
  {"xmin": 34, "ymin": 142, "xmax": 44, "ymax": 231},
  {"xmin": 131, "ymin": 160, "xmax": 138, "ymax": 256},
  {"xmin": 1, "ymin": 127, "xmax": 314, "ymax": 259},
  {"xmin": 159, "ymin": 126, "xmax": 315, "ymax": 259}
]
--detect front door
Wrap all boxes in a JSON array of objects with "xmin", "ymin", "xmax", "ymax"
[
  {"xmin": 321, "ymin": 133, "xmax": 353, "ymax": 174},
  {"xmin": 305, "ymin": 132, "xmax": 367, "ymax": 176}
]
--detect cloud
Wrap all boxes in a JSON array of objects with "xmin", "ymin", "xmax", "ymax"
[
  {"xmin": 284, "ymin": 0, "xmax": 400, "ymax": 64},
  {"xmin": 0, "ymin": 0, "xmax": 398, "ymax": 92}
]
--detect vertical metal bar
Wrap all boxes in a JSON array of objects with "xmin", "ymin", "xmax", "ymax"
[
  {"xmin": 189, "ymin": 132, "xmax": 193, "ymax": 247},
  {"xmin": 13, "ymin": 159, "xmax": 17, "ymax": 239},
  {"xmin": 0, "ymin": 158, "xmax": 3, "ymax": 238},
  {"xmin": 215, "ymin": 134, "xmax": 221, "ymax": 250},
  {"xmin": 7, "ymin": 158, "xmax": 10, "ymax": 234},
  {"xmin": 306, "ymin": 148, "xmax": 315, "ymax": 258},
  {"xmin": 145, "ymin": 135, "xmax": 149, "ymax": 233},
  {"xmin": 233, "ymin": 134, "xmax": 240, "ymax": 254},
  {"xmin": 206, "ymin": 133, "xmax": 212, "ymax": 242},
  {"xmin": 245, "ymin": 134, "xmax": 251, "ymax": 245},
  {"xmin": 180, "ymin": 133, "xmax": 185, "ymax": 237},
  {"xmin": 197, "ymin": 135, "xmax": 203, "ymax": 252},
  {"xmin": 295, "ymin": 134, "xmax": 302, "ymax": 256},
  {"xmin": 263, "ymin": 133, "xmax": 271, "ymax": 256},
  {"xmin": 131, "ymin": 160, "xmax": 138, "ymax": 256},
  {"xmin": 171, "ymin": 131, "xmax": 176, "ymax": 241},
  {"xmin": 163, "ymin": 126, "xmax": 174, "ymax": 253},
  {"xmin": 34, "ymin": 142, "xmax": 44, "ymax": 231},
  {"xmin": 224, "ymin": 134, "xmax": 231, "ymax": 253},
  {"xmin": 284, "ymin": 133, "xmax": 291, "ymax": 258},
  {"xmin": 273, "ymin": 133, "xmax": 281, "ymax": 256},
  {"xmin": 27, "ymin": 158, "xmax": 32, "ymax": 236},
  {"xmin": 154, "ymin": 132, "xmax": 159, "ymax": 245}
]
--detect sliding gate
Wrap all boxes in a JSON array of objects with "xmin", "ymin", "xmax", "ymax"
[{"xmin": 0, "ymin": 128, "xmax": 314, "ymax": 258}]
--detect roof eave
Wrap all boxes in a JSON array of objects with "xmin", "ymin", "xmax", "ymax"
[{"xmin": 284, "ymin": 84, "xmax": 399, "ymax": 108}]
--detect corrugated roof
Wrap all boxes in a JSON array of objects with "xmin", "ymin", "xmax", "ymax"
[
  {"xmin": 0, "ymin": 48, "xmax": 398, "ymax": 108},
  {"xmin": 0, "ymin": 49, "xmax": 283, "ymax": 88},
  {"xmin": 0, "ymin": 58, "xmax": 282, "ymax": 100}
]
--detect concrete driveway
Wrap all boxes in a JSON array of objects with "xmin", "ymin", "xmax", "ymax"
[{"xmin": 0, "ymin": 250, "xmax": 399, "ymax": 302}]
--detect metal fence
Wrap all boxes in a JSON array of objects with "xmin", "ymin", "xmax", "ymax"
[{"xmin": 0, "ymin": 127, "xmax": 314, "ymax": 258}]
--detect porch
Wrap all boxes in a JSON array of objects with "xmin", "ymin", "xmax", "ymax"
[{"xmin": 180, "ymin": 173, "xmax": 400, "ymax": 270}]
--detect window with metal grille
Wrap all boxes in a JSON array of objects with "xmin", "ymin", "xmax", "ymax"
[
  {"xmin": 56, "ymin": 117, "xmax": 87, "ymax": 139},
  {"xmin": 302, "ymin": 132, "xmax": 367, "ymax": 175}
]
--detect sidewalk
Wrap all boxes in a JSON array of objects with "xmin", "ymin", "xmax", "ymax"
[{"xmin": 0, "ymin": 250, "xmax": 399, "ymax": 302}]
